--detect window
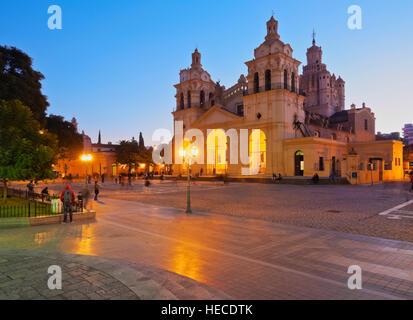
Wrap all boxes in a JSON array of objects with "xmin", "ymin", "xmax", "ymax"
[
  {"xmin": 314, "ymin": 131, "xmax": 320, "ymax": 137},
  {"xmin": 180, "ymin": 93, "xmax": 184, "ymax": 110},
  {"xmin": 284, "ymin": 70, "xmax": 288, "ymax": 89},
  {"xmin": 209, "ymin": 92, "xmax": 214, "ymax": 107},
  {"xmin": 265, "ymin": 70, "xmax": 271, "ymax": 91},
  {"xmin": 187, "ymin": 91, "xmax": 191, "ymax": 108},
  {"xmin": 319, "ymin": 157, "xmax": 324, "ymax": 171},
  {"xmin": 364, "ymin": 119, "xmax": 368, "ymax": 131},
  {"xmin": 200, "ymin": 90, "xmax": 205, "ymax": 107},
  {"xmin": 254, "ymin": 73, "xmax": 259, "ymax": 93},
  {"xmin": 291, "ymin": 72, "xmax": 296, "ymax": 92},
  {"xmin": 331, "ymin": 133, "xmax": 337, "ymax": 140},
  {"xmin": 237, "ymin": 104, "xmax": 244, "ymax": 116}
]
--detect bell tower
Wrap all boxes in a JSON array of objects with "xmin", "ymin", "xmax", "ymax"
[
  {"xmin": 265, "ymin": 15, "xmax": 280, "ymax": 41},
  {"xmin": 191, "ymin": 49, "xmax": 202, "ymax": 69},
  {"xmin": 300, "ymin": 32, "xmax": 346, "ymax": 117}
]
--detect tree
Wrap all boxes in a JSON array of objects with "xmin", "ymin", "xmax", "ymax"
[
  {"xmin": 0, "ymin": 100, "xmax": 57, "ymax": 201},
  {"xmin": 0, "ymin": 46, "xmax": 49, "ymax": 123},
  {"xmin": 45, "ymin": 115, "xmax": 83, "ymax": 159},
  {"xmin": 116, "ymin": 139, "xmax": 140, "ymax": 175},
  {"xmin": 116, "ymin": 138, "xmax": 153, "ymax": 175}
]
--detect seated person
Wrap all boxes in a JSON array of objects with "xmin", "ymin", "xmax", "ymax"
[{"xmin": 312, "ymin": 173, "xmax": 320, "ymax": 184}]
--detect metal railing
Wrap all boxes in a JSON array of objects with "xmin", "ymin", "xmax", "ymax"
[{"xmin": 0, "ymin": 187, "xmax": 83, "ymax": 218}]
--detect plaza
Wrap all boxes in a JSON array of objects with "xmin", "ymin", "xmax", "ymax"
[
  {"xmin": 1, "ymin": 180, "xmax": 413, "ymax": 300},
  {"xmin": 1, "ymin": 2, "xmax": 413, "ymax": 303}
]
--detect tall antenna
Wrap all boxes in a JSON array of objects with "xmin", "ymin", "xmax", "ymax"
[{"xmin": 312, "ymin": 29, "xmax": 316, "ymax": 46}]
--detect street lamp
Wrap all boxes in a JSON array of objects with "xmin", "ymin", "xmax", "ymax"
[
  {"xmin": 81, "ymin": 154, "xmax": 93, "ymax": 184},
  {"xmin": 181, "ymin": 146, "xmax": 198, "ymax": 214}
]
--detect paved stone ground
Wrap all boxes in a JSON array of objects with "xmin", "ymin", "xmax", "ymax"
[
  {"xmin": 0, "ymin": 250, "xmax": 229, "ymax": 300},
  {"xmin": 79, "ymin": 180, "xmax": 413, "ymax": 242},
  {"xmin": 4, "ymin": 181, "xmax": 413, "ymax": 300},
  {"xmin": 1, "ymin": 193, "xmax": 413, "ymax": 300}
]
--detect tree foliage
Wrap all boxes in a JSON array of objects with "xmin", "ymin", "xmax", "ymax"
[
  {"xmin": 0, "ymin": 100, "xmax": 57, "ymax": 200},
  {"xmin": 116, "ymin": 138, "xmax": 153, "ymax": 173},
  {"xmin": 45, "ymin": 115, "xmax": 83, "ymax": 159},
  {"xmin": 0, "ymin": 46, "xmax": 49, "ymax": 124}
]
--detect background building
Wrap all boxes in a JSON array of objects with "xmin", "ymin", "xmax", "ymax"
[
  {"xmin": 403, "ymin": 124, "xmax": 413, "ymax": 146},
  {"xmin": 377, "ymin": 131, "xmax": 402, "ymax": 141}
]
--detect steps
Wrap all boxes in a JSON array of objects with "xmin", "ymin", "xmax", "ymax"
[{"xmin": 163, "ymin": 175, "xmax": 350, "ymax": 185}]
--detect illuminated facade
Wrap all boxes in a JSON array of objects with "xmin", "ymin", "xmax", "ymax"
[{"xmin": 172, "ymin": 16, "xmax": 404, "ymax": 184}]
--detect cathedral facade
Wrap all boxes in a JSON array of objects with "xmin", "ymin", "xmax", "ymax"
[{"xmin": 172, "ymin": 16, "xmax": 404, "ymax": 184}]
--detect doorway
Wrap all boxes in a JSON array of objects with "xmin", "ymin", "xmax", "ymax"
[{"xmin": 295, "ymin": 151, "xmax": 304, "ymax": 176}]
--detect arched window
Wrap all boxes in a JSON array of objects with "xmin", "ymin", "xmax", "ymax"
[
  {"xmin": 254, "ymin": 72, "xmax": 259, "ymax": 93},
  {"xmin": 187, "ymin": 91, "xmax": 191, "ymax": 108},
  {"xmin": 180, "ymin": 93, "xmax": 184, "ymax": 110},
  {"xmin": 208, "ymin": 92, "xmax": 214, "ymax": 107},
  {"xmin": 265, "ymin": 70, "xmax": 271, "ymax": 91},
  {"xmin": 200, "ymin": 91, "xmax": 205, "ymax": 107},
  {"xmin": 284, "ymin": 70, "xmax": 288, "ymax": 89},
  {"xmin": 291, "ymin": 72, "xmax": 296, "ymax": 93}
]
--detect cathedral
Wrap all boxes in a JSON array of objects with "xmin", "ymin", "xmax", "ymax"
[{"xmin": 172, "ymin": 16, "xmax": 404, "ymax": 184}]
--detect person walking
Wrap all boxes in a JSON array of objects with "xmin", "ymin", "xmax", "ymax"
[
  {"xmin": 26, "ymin": 181, "xmax": 34, "ymax": 199},
  {"xmin": 94, "ymin": 181, "xmax": 100, "ymax": 201},
  {"xmin": 81, "ymin": 184, "xmax": 91, "ymax": 211},
  {"xmin": 60, "ymin": 185, "xmax": 75, "ymax": 224}
]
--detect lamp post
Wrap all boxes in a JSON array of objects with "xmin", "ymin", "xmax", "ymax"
[
  {"xmin": 180, "ymin": 146, "xmax": 198, "ymax": 214},
  {"xmin": 81, "ymin": 154, "xmax": 93, "ymax": 184}
]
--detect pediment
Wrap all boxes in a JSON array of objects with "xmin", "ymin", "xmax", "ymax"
[{"xmin": 191, "ymin": 106, "xmax": 242, "ymax": 128}]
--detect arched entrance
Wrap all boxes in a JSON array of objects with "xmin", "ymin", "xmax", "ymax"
[
  {"xmin": 207, "ymin": 129, "xmax": 227, "ymax": 175},
  {"xmin": 295, "ymin": 151, "xmax": 304, "ymax": 176},
  {"xmin": 249, "ymin": 130, "xmax": 266, "ymax": 175}
]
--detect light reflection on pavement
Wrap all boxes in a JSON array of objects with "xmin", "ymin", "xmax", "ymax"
[{"xmin": 1, "ymin": 188, "xmax": 413, "ymax": 299}]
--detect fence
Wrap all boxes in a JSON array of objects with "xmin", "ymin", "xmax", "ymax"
[{"xmin": 0, "ymin": 187, "xmax": 83, "ymax": 218}]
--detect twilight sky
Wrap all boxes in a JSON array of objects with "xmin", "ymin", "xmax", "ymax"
[{"xmin": 1, "ymin": 0, "xmax": 412, "ymax": 145}]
